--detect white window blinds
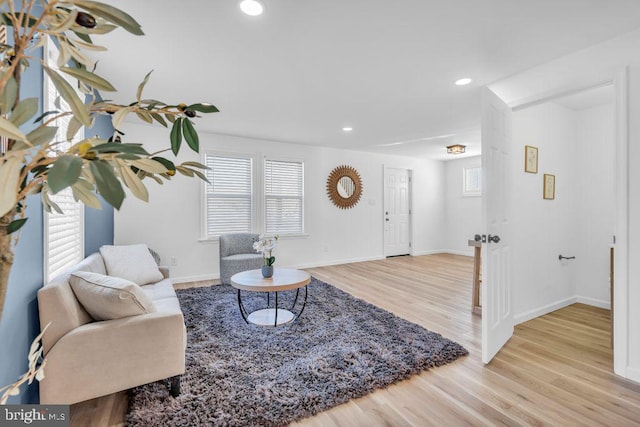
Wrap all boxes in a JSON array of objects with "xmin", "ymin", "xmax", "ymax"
[
  {"xmin": 204, "ymin": 154, "xmax": 253, "ymax": 237},
  {"xmin": 44, "ymin": 37, "xmax": 84, "ymax": 281},
  {"xmin": 264, "ymin": 159, "xmax": 304, "ymax": 235}
]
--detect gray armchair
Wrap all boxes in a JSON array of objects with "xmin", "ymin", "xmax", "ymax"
[{"xmin": 219, "ymin": 233, "xmax": 264, "ymax": 285}]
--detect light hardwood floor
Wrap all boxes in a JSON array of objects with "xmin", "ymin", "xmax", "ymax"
[{"xmin": 71, "ymin": 254, "xmax": 640, "ymax": 426}]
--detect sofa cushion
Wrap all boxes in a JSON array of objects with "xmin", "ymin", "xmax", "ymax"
[
  {"xmin": 141, "ymin": 279, "xmax": 177, "ymax": 302},
  {"xmin": 69, "ymin": 271, "xmax": 157, "ymax": 321},
  {"xmin": 100, "ymin": 244, "xmax": 164, "ymax": 286}
]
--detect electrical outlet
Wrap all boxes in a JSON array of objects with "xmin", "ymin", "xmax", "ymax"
[{"xmin": 170, "ymin": 257, "xmax": 178, "ymax": 266}]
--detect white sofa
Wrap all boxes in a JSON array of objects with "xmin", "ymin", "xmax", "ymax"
[{"xmin": 37, "ymin": 251, "xmax": 186, "ymax": 405}]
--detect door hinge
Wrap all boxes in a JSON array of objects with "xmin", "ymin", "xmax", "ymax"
[{"xmin": 409, "ymin": 242, "xmax": 412, "ymax": 248}]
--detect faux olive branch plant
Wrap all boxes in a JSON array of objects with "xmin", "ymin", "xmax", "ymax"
[{"xmin": 0, "ymin": 0, "xmax": 217, "ymax": 400}]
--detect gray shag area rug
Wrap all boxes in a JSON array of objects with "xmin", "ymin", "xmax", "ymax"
[{"xmin": 126, "ymin": 278, "xmax": 468, "ymax": 426}]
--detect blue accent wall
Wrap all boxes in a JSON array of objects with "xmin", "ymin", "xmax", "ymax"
[
  {"xmin": 0, "ymin": 38, "xmax": 46, "ymax": 405},
  {"xmin": 0, "ymin": 40, "xmax": 114, "ymax": 403}
]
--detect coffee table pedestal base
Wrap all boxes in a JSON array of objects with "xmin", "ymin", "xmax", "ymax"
[{"xmin": 247, "ymin": 308, "xmax": 295, "ymax": 326}]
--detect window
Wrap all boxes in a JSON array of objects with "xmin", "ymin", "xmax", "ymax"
[
  {"xmin": 43, "ymin": 37, "xmax": 84, "ymax": 281},
  {"xmin": 204, "ymin": 154, "xmax": 253, "ymax": 237},
  {"xmin": 264, "ymin": 159, "xmax": 304, "ymax": 235},
  {"xmin": 463, "ymin": 166, "xmax": 482, "ymax": 196}
]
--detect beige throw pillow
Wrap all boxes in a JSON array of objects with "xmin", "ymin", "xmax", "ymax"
[
  {"xmin": 69, "ymin": 271, "xmax": 157, "ymax": 321},
  {"xmin": 99, "ymin": 244, "xmax": 164, "ymax": 285}
]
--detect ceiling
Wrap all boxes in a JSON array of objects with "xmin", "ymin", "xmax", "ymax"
[{"xmin": 95, "ymin": 1, "xmax": 640, "ymax": 161}]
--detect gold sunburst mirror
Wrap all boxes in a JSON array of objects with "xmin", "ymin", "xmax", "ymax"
[{"xmin": 326, "ymin": 165, "xmax": 363, "ymax": 209}]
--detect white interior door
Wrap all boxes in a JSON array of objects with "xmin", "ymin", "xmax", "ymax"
[
  {"xmin": 481, "ymin": 87, "xmax": 514, "ymax": 364},
  {"xmin": 384, "ymin": 168, "xmax": 411, "ymax": 256}
]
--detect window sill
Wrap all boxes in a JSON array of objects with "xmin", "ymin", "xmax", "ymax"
[{"xmin": 198, "ymin": 233, "xmax": 310, "ymax": 244}]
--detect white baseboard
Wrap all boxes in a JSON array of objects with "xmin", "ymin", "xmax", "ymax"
[
  {"xmin": 290, "ymin": 255, "xmax": 385, "ymax": 270},
  {"xmin": 576, "ymin": 296, "xmax": 611, "ymax": 310},
  {"xmin": 173, "ymin": 273, "xmax": 219, "ymax": 284},
  {"xmin": 172, "ymin": 256, "xmax": 386, "ymax": 283},
  {"xmin": 444, "ymin": 249, "xmax": 475, "ymax": 257},
  {"xmin": 411, "ymin": 249, "xmax": 474, "ymax": 257},
  {"xmin": 514, "ymin": 296, "xmax": 577, "ymax": 325}
]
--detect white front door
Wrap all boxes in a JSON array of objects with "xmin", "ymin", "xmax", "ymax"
[
  {"xmin": 384, "ymin": 167, "xmax": 411, "ymax": 257},
  {"xmin": 481, "ymin": 87, "xmax": 514, "ymax": 364}
]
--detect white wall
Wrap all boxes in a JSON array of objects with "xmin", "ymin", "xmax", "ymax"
[
  {"xmin": 574, "ymin": 104, "xmax": 615, "ymax": 308},
  {"xmin": 511, "ymin": 102, "xmax": 579, "ymax": 321},
  {"xmin": 114, "ymin": 123, "xmax": 446, "ymax": 281},
  {"xmin": 443, "ymin": 156, "xmax": 482, "ymax": 256}
]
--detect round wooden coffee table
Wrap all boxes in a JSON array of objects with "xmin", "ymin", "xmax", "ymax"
[{"xmin": 230, "ymin": 268, "xmax": 311, "ymax": 326}]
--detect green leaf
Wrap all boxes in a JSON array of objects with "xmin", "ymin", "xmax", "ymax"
[
  {"xmin": 165, "ymin": 113, "xmax": 176, "ymax": 124},
  {"xmin": 111, "ymin": 106, "xmax": 134, "ymax": 130},
  {"xmin": 44, "ymin": 66, "xmax": 91, "ymax": 127},
  {"xmin": 74, "ymin": 1, "xmax": 144, "ymax": 35},
  {"xmin": 170, "ymin": 118, "xmax": 182, "ymax": 155},
  {"xmin": 60, "ymin": 66, "xmax": 116, "ymax": 92},
  {"xmin": 92, "ymin": 142, "xmax": 149, "ymax": 155},
  {"xmin": 0, "ymin": 116, "xmax": 27, "ymax": 142},
  {"xmin": 48, "ymin": 156, "xmax": 83, "ymax": 194},
  {"xmin": 120, "ymin": 162, "xmax": 149, "ymax": 202},
  {"xmin": 135, "ymin": 111, "xmax": 153, "ymax": 124},
  {"xmin": 72, "ymin": 23, "xmax": 117, "ymax": 35},
  {"xmin": 150, "ymin": 157, "xmax": 175, "ymax": 172},
  {"xmin": 90, "ymin": 160, "xmax": 125, "ymax": 210},
  {"xmin": 150, "ymin": 113, "xmax": 167, "ymax": 128},
  {"xmin": 26, "ymin": 126, "xmax": 58, "ymax": 146},
  {"xmin": 33, "ymin": 110, "xmax": 60, "ymax": 124},
  {"xmin": 181, "ymin": 161, "xmax": 209, "ymax": 170},
  {"xmin": 71, "ymin": 179, "xmax": 103, "ymax": 210},
  {"xmin": 7, "ymin": 218, "xmax": 27, "ymax": 235},
  {"xmin": 66, "ymin": 116, "xmax": 83, "ymax": 141},
  {"xmin": 187, "ymin": 103, "xmax": 219, "ymax": 114},
  {"xmin": 1, "ymin": 77, "xmax": 17, "ymax": 115},
  {"xmin": 176, "ymin": 166, "xmax": 194, "ymax": 177},
  {"xmin": 190, "ymin": 168, "xmax": 209, "ymax": 183},
  {"xmin": 72, "ymin": 30, "xmax": 93, "ymax": 44},
  {"xmin": 9, "ymin": 98, "xmax": 38, "ymax": 127},
  {"xmin": 137, "ymin": 70, "xmax": 153, "ymax": 101},
  {"xmin": 0, "ymin": 156, "xmax": 24, "ymax": 216},
  {"xmin": 131, "ymin": 158, "xmax": 168, "ymax": 174},
  {"xmin": 182, "ymin": 119, "xmax": 199, "ymax": 153}
]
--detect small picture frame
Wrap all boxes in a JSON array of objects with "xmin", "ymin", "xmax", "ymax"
[
  {"xmin": 525, "ymin": 145, "xmax": 538, "ymax": 173},
  {"xmin": 543, "ymin": 174, "xmax": 555, "ymax": 200}
]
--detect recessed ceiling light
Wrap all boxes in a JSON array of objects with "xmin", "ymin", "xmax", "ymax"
[
  {"xmin": 455, "ymin": 78, "xmax": 472, "ymax": 86},
  {"xmin": 240, "ymin": 0, "xmax": 264, "ymax": 16},
  {"xmin": 342, "ymin": 127, "xmax": 353, "ymax": 132}
]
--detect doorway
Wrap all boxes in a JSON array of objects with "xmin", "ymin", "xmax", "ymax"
[
  {"xmin": 383, "ymin": 167, "xmax": 412, "ymax": 257},
  {"xmin": 481, "ymin": 71, "xmax": 628, "ymax": 375}
]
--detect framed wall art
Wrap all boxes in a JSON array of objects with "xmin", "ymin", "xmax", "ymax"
[
  {"xmin": 525, "ymin": 145, "xmax": 538, "ymax": 173},
  {"xmin": 543, "ymin": 173, "xmax": 555, "ymax": 200}
]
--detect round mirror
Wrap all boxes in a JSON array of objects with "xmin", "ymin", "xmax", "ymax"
[
  {"xmin": 337, "ymin": 176, "xmax": 355, "ymax": 198},
  {"xmin": 327, "ymin": 165, "xmax": 363, "ymax": 209}
]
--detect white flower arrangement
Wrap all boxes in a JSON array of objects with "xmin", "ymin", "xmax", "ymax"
[{"xmin": 253, "ymin": 235, "xmax": 279, "ymax": 267}]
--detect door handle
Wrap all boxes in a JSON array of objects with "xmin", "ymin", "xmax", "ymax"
[
  {"xmin": 488, "ymin": 234, "xmax": 500, "ymax": 243},
  {"xmin": 474, "ymin": 234, "xmax": 482, "ymax": 242}
]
